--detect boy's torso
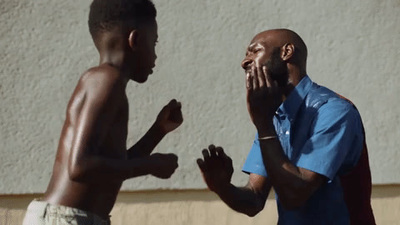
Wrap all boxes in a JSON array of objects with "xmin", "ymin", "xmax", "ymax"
[{"xmin": 43, "ymin": 66, "xmax": 129, "ymax": 219}]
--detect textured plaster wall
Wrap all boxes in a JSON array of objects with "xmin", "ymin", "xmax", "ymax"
[{"xmin": 0, "ymin": 0, "xmax": 399, "ymax": 194}]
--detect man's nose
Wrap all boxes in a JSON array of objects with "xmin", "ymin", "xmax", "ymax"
[{"xmin": 241, "ymin": 58, "xmax": 252, "ymax": 70}]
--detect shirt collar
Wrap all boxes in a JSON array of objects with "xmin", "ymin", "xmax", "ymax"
[{"xmin": 276, "ymin": 75, "xmax": 313, "ymax": 122}]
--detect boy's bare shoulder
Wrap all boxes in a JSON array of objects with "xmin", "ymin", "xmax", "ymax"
[
  {"xmin": 78, "ymin": 64, "xmax": 125, "ymax": 95},
  {"xmin": 68, "ymin": 64, "xmax": 126, "ymax": 110},
  {"xmin": 82, "ymin": 64, "xmax": 120, "ymax": 85}
]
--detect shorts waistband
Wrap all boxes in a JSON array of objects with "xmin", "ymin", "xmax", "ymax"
[{"xmin": 27, "ymin": 199, "xmax": 111, "ymax": 224}]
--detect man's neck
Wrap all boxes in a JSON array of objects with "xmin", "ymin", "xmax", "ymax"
[{"xmin": 282, "ymin": 65, "xmax": 307, "ymax": 98}]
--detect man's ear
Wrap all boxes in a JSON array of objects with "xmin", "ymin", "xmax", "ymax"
[
  {"xmin": 128, "ymin": 30, "xmax": 139, "ymax": 50},
  {"xmin": 281, "ymin": 43, "xmax": 295, "ymax": 61}
]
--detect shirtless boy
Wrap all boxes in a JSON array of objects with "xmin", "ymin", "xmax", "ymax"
[{"xmin": 23, "ymin": 0, "xmax": 182, "ymax": 224}]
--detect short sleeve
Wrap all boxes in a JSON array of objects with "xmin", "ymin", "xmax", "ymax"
[
  {"xmin": 295, "ymin": 99, "xmax": 364, "ymax": 180},
  {"xmin": 242, "ymin": 133, "xmax": 268, "ymax": 177}
]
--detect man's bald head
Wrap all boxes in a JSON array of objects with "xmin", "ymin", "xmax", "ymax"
[
  {"xmin": 252, "ymin": 29, "xmax": 308, "ymax": 70},
  {"xmin": 242, "ymin": 29, "xmax": 308, "ymax": 89}
]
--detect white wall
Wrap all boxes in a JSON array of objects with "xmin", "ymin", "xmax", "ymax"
[{"xmin": 0, "ymin": 0, "xmax": 399, "ymax": 194}]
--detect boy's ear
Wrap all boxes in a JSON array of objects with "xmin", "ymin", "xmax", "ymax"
[
  {"xmin": 281, "ymin": 43, "xmax": 295, "ymax": 61},
  {"xmin": 128, "ymin": 30, "xmax": 139, "ymax": 50}
]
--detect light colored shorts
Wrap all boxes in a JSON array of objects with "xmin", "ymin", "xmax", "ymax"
[{"xmin": 22, "ymin": 200, "xmax": 111, "ymax": 225}]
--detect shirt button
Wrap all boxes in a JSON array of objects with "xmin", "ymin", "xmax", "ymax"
[{"xmin": 285, "ymin": 131, "xmax": 290, "ymax": 135}]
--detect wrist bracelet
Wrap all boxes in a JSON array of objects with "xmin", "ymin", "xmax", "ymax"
[{"xmin": 258, "ymin": 135, "xmax": 278, "ymax": 141}]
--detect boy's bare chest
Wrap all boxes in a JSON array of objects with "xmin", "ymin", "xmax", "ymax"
[{"xmin": 102, "ymin": 103, "xmax": 129, "ymax": 158}]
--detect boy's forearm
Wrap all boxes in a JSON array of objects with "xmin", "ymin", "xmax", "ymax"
[
  {"xmin": 69, "ymin": 156, "xmax": 155, "ymax": 182},
  {"xmin": 127, "ymin": 123, "xmax": 166, "ymax": 158},
  {"xmin": 215, "ymin": 184, "xmax": 266, "ymax": 217}
]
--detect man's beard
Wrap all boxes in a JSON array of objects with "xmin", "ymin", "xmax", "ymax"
[{"xmin": 265, "ymin": 48, "xmax": 289, "ymax": 87}]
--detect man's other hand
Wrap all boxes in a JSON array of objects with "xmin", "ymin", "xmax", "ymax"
[{"xmin": 197, "ymin": 145, "xmax": 234, "ymax": 194}]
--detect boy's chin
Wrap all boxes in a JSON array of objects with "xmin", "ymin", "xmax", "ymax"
[{"xmin": 132, "ymin": 74, "xmax": 149, "ymax": 83}]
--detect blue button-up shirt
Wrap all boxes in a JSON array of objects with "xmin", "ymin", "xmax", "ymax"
[{"xmin": 242, "ymin": 75, "xmax": 364, "ymax": 225}]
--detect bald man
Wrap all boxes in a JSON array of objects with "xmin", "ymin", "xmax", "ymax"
[{"xmin": 197, "ymin": 29, "xmax": 375, "ymax": 225}]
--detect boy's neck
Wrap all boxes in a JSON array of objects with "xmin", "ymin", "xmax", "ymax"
[{"xmin": 97, "ymin": 32, "xmax": 133, "ymax": 83}]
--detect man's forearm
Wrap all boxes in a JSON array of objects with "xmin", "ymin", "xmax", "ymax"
[
  {"xmin": 215, "ymin": 184, "xmax": 266, "ymax": 217},
  {"xmin": 127, "ymin": 123, "xmax": 165, "ymax": 158},
  {"xmin": 258, "ymin": 128, "xmax": 317, "ymax": 209}
]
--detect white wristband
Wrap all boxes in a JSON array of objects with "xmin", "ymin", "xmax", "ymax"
[{"xmin": 258, "ymin": 136, "xmax": 278, "ymax": 141}]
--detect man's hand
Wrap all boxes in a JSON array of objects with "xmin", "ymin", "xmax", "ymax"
[
  {"xmin": 246, "ymin": 65, "xmax": 282, "ymax": 132},
  {"xmin": 149, "ymin": 153, "xmax": 179, "ymax": 179},
  {"xmin": 155, "ymin": 99, "xmax": 183, "ymax": 135},
  {"xmin": 197, "ymin": 145, "xmax": 234, "ymax": 194}
]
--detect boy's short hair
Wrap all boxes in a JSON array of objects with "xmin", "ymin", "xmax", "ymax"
[{"xmin": 88, "ymin": 0, "xmax": 156, "ymax": 40}]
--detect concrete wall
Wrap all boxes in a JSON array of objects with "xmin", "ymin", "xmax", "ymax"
[{"xmin": 1, "ymin": 0, "xmax": 399, "ymax": 199}]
